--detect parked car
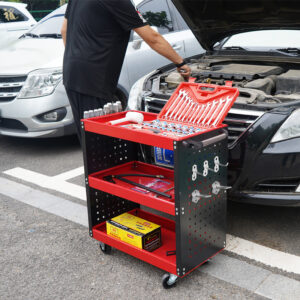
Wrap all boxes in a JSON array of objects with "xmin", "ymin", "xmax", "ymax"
[
  {"xmin": 0, "ymin": 0, "xmax": 203, "ymax": 138},
  {"xmin": 127, "ymin": 0, "xmax": 300, "ymax": 207},
  {"xmin": 0, "ymin": 1, "xmax": 36, "ymax": 48}
]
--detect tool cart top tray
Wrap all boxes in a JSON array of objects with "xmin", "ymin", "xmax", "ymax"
[{"xmin": 82, "ymin": 83, "xmax": 239, "ymax": 150}]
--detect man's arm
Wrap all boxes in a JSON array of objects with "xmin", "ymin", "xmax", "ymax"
[
  {"xmin": 61, "ymin": 18, "xmax": 68, "ymax": 46},
  {"xmin": 134, "ymin": 25, "xmax": 191, "ymax": 79}
]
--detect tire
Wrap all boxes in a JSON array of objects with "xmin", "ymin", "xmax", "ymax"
[
  {"xmin": 99, "ymin": 242, "xmax": 112, "ymax": 254},
  {"xmin": 162, "ymin": 273, "xmax": 177, "ymax": 289}
]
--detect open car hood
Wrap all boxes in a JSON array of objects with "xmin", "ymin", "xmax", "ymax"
[{"xmin": 172, "ymin": 0, "xmax": 300, "ymax": 50}]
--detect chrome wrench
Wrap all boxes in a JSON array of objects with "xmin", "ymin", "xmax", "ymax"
[
  {"xmin": 164, "ymin": 89, "xmax": 186, "ymax": 118},
  {"xmin": 178, "ymin": 98, "xmax": 193, "ymax": 121},
  {"xmin": 197, "ymin": 102, "xmax": 211, "ymax": 125},
  {"xmin": 205, "ymin": 98, "xmax": 226, "ymax": 126},
  {"xmin": 182, "ymin": 101, "xmax": 197, "ymax": 122},
  {"xmin": 169, "ymin": 92, "xmax": 189, "ymax": 120},
  {"xmin": 173, "ymin": 94, "xmax": 190, "ymax": 120},
  {"xmin": 201, "ymin": 99, "xmax": 219, "ymax": 125},
  {"xmin": 212, "ymin": 96, "xmax": 233, "ymax": 126},
  {"xmin": 188, "ymin": 103, "xmax": 201, "ymax": 123}
]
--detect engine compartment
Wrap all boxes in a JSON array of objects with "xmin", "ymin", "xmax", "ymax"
[{"xmin": 158, "ymin": 62, "xmax": 300, "ymax": 105}]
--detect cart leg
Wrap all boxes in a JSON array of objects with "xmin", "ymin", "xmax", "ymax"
[
  {"xmin": 162, "ymin": 273, "xmax": 178, "ymax": 289},
  {"xmin": 99, "ymin": 242, "xmax": 112, "ymax": 254}
]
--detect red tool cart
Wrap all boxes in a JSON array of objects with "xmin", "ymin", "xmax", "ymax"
[{"xmin": 81, "ymin": 83, "xmax": 239, "ymax": 288}]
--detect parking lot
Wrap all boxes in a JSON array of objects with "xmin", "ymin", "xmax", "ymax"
[{"xmin": 0, "ymin": 135, "xmax": 299, "ymax": 299}]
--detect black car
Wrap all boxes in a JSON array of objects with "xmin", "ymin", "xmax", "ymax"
[{"xmin": 127, "ymin": 0, "xmax": 300, "ymax": 206}]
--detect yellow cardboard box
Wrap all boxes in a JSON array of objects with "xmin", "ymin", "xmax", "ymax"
[{"xmin": 106, "ymin": 213, "xmax": 161, "ymax": 251}]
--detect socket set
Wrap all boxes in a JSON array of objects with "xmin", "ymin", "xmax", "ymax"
[
  {"xmin": 83, "ymin": 101, "xmax": 122, "ymax": 119},
  {"xmin": 82, "ymin": 83, "xmax": 239, "ymax": 150},
  {"xmin": 121, "ymin": 120, "xmax": 205, "ymax": 138}
]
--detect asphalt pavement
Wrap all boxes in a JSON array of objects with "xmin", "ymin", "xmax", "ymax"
[{"xmin": 1, "ymin": 135, "xmax": 299, "ymax": 299}]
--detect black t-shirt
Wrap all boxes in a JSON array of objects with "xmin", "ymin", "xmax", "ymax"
[{"xmin": 63, "ymin": 0, "xmax": 147, "ymax": 99}]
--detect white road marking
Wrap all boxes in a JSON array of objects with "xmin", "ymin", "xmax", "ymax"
[
  {"xmin": 1, "ymin": 176, "xmax": 299, "ymax": 299},
  {"xmin": 0, "ymin": 177, "xmax": 87, "ymax": 226},
  {"xmin": 3, "ymin": 167, "xmax": 300, "ymax": 275},
  {"xmin": 54, "ymin": 166, "xmax": 84, "ymax": 181},
  {"xmin": 227, "ymin": 234, "xmax": 300, "ymax": 275},
  {"xmin": 3, "ymin": 167, "xmax": 86, "ymax": 201}
]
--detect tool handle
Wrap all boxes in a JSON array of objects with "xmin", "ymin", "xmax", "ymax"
[{"xmin": 110, "ymin": 117, "xmax": 128, "ymax": 125}]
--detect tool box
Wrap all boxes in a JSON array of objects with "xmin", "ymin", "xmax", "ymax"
[
  {"xmin": 82, "ymin": 82, "xmax": 239, "ymax": 288},
  {"xmin": 106, "ymin": 212, "xmax": 161, "ymax": 251}
]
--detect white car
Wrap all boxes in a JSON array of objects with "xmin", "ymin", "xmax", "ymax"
[
  {"xmin": 0, "ymin": 0, "xmax": 203, "ymax": 138},
  {"xmin": 0, "ymin": 1, "xmax": 36, "ymax": 48}
]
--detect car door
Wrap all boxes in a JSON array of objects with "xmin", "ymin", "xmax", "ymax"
[
  {"xmin": 170, "ymin": 3, "xmax": 204, "ymax": 58},
  {"xmin": 124, "ymin": 0, "xmax": 186, "ymax": 87}
]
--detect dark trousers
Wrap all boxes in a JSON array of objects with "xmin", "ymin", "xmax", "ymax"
[{"xmin": 66, "ymin": 88, "xmax": 107, "ymax": 145}]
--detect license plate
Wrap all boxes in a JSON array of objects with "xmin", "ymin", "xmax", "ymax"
[{"xmin": 154, "ymin": 147, "xmax": 174, "ymax": 168}]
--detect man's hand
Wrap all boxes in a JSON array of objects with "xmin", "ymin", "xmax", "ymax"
[
  {"xmin": 134, "ymin": 25, "xmax": 191, "ymax": 80},
  {"xmin": 177, "ymin": 64, "xmax": 191, "ymax": 81}
]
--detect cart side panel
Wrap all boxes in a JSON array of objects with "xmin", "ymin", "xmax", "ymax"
[
  {"xmin": 81, "ymin": 127, "xmax": 139, "ymax": 234},
  {"xmin": 175, "ymin": 129, "xmax": 228, "ymax": 276}
]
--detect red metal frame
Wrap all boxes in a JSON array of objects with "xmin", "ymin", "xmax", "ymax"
[
  {"xmin": 92, "ymin": 208, "xmax": 177, "ymax": 275},
  {"xmin": 89, "ymin": 161, "xmax": 175, "ymax": 215}
]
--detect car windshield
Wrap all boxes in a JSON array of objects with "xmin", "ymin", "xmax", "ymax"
[
  {"xmin": 222, "ymin": 30, "xmax": 300, "ymax": 53},
  {"xmin": 27, "ymin": 14, "xmax": 64, "ymax": 37}
]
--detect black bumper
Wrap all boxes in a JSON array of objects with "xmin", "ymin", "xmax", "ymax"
[{"xmin": 228, "ymin": 109, "xmax": 300, "ymax": 207}]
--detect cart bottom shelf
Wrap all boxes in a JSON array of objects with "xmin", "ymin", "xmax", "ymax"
[{"xmin": 92, "ymin": 208, "xmax": 177, "ymax": 275}]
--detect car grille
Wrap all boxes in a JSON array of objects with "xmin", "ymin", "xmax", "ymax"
[
  {"xmin": 254, "ymin": 178, "xmax": 300, "ymax": 193},
  {"xmin": 0, "ymin": 118, "xmax": 28, "ymax": 131},
  {"xmin": 144, "ymin": 96, "xmax": 263, "ymax": 145},
  {"xmin": 223, "ymin": 108, "xmax": 264, "ymax": 145},
  {"xmin": 0, "ymin": 75, "xmax": 27, "ymax": 102}
]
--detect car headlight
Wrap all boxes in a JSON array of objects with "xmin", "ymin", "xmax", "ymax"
[
  {"xmin": 271, "ymin": 108, "xmax": 300, "ymax": 143},
  {"xmin": 127, "ymin": 72, "xmax": 155, "ymax": 110},
  {"xmin": 18, "ymin": 68, "xmax": 62, "ymax": 99}
]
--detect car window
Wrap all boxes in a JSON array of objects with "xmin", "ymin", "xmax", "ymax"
[
  {"xmin": 0, "ymin": 6, "xmax": 28, "ymax": 23},
  {"xmin": 137, "ymin": 0, "xmax": 174, "ymax": 34},
  {"xmin": 172, "ymin": 6, "xmax": 189, "ymax": 31},
  {"xmin": 223, "ymin": 30, "xmax": 300, "ymax": 49},
  {"xmin": 30, "ymin": 15, "xmax": 64, "ymax": 35}
]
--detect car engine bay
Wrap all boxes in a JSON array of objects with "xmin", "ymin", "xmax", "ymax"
[{"xmin": 153, "ymin": 61, "xmax": 300, "ymax": 106}]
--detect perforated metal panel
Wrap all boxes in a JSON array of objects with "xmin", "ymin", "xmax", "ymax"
[
  {"xmin": 82, "ymin": 128, "xmax": 139, "ymax": 234},
  {"xmin": 174, "ymin": 129, "xmax": 227, "ymax": 276}
]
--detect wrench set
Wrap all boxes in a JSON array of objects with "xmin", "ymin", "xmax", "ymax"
[
  {"xmin": 118, "ymin": 83, "xmax": 238, "ymax": 139},
  {"xmin": 160, "ymin": 83, "xmax": 238, "ymax": 128}
]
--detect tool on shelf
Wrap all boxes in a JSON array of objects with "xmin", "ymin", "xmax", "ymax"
[
  {"xmin": 83, "ymin": 101, "xmax": 123, "ymax": 119},
  {"xmin": 103, "ymin": 173, "xmax": 173, "ymax": 199},
  {"xmin": 110, "ymin": 111, "xmax": 144, "ymax": 125}
]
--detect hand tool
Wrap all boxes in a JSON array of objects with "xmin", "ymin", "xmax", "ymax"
[
  {"xmin": 205, "ymin": 98, "xmax": 226, "ymax": 126},
  {"xmin": 164, "ymin": 89, "xmax": 186, "ymax": 118},
  {"xmin": 197, "ymin": 102, "xmax": 211, "ymax": 124},
  {"xmin": 212, "ymin": 96, "xmax": 233, "ymax": 126},
  {"xmin": 110, "ymin": 112, "xmax": 144, "ymax": 125},
  {"xmin": 201, "ymin": 99, "xmax": 219, "ymax": 125},
  {"xmin": 103, "ymin": 174, "xmax": 172, "ymax": 199},
  {"xmin": 169, "ymin": 92, "xmax": 189, "ymax": 120}
]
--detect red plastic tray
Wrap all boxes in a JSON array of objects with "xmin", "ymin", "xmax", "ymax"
[
  {"xmin": 158, "ymin": 82, "xmax": 239, "ymax": 127},
  {"xmin": 93, "ymin": 208, "xmax": 177, "ymax": 275},
  {"xmin": 89, "ymin": 161, "xmax": 175, "ymax": 215}
]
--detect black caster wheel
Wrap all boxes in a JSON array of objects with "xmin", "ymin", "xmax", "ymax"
[
  {"xmin": 99, "ymin": 242, "xmax": 112, "ymax": 254},
  {"xmin": 162, "ymin": 273, "xmax": 178, "ymax": 289}
]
